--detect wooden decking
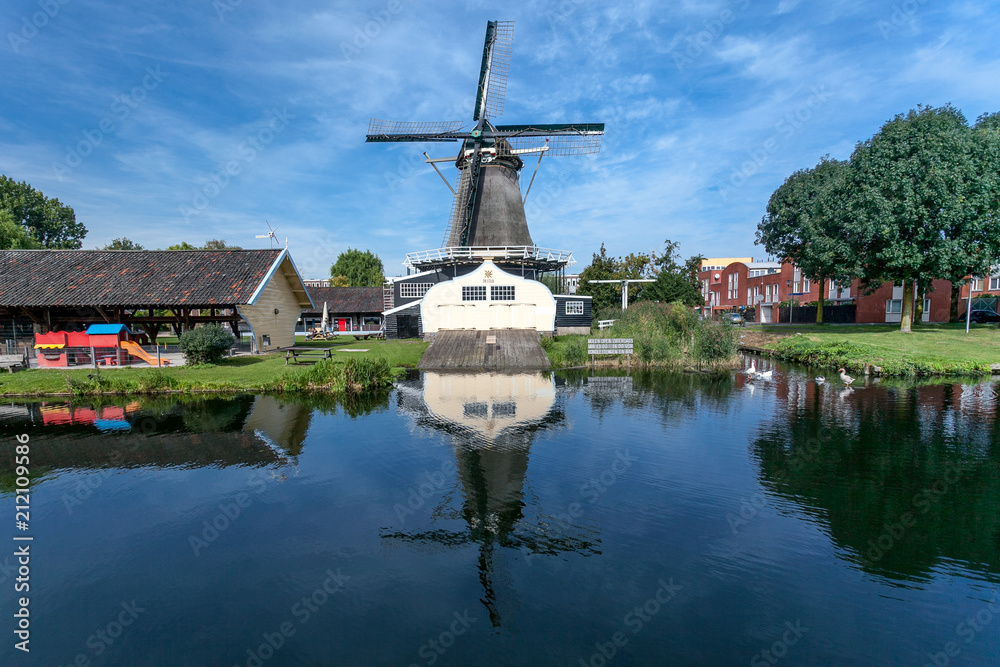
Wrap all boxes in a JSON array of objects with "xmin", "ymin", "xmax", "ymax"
[{"xmin": 417, "ymin": 330, "xmax": 550, "ymax": 370}]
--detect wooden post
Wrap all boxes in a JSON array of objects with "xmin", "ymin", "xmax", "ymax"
[
  {"xmin": 91, "ymin": 345, "xmax": 97, "ymax": 369},
  {"xmin": 156, "ymin": 344, "xmax": 161, "ymax": 366}
]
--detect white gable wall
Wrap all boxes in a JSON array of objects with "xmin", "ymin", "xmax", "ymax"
[{"xmin": 420, "ymin": 260, "xmax": 556, "ymax": 333}]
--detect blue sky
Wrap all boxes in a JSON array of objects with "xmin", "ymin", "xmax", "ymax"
[{"xmin": 2, "ymin": 1, "xmax": 998, "ymax": 278}]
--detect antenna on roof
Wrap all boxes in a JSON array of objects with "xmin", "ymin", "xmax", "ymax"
[{"xmin": 255, "ymin": 220, "xmax": 278, "ymax": 248}]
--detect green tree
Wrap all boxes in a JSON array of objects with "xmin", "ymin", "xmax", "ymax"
[
  {"xmin": 203, "ymin": 239, "xmax": 241, "ymax": 250},
  {"xmin": 0, "ymin": 210, "xmax": 41, "ymax": 249},
  {"xmin": 165, "ymin": 240, "xmax": 241, "ymax": 250},
  {"xmin": 843, "ymin": 105, "xmax": 1000, "ymax": 332},
  {"xmin": 0, "ymin": 175, "xmax": 85, "ymax": 248},
  {"xmin": 331, "ymin": 275, "xmax": 350, "ymax": 287},
  {"xmin": 329, "ymin": 248, "xmax": 384, "ymax": 287},
  {"xmin": 577, "ymin": 243, "xmax": 623, "ymax": 311},
  {"xmin": 103, "ymin": 237, "xmax": 144, "ymax": 250},
  {"xmin": 758, "ymin": 157, "xmax": 855, "ymax": 323},
  {"xmin": 638, "ymin": 240, "xmax": 704, "ymax": 307}
]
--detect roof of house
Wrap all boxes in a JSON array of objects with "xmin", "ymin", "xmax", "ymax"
[
  {"xmin": 305, "ymin": 286, "xmax": 383, "ymax": 314},
  {"xmin": 0, "ymin": 250, "xmax": 284, "ymax": 307}
]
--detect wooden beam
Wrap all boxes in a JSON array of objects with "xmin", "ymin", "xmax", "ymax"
[{"xmin": 17, "ymin": 308, "xmax": 42, "ymax": 325}]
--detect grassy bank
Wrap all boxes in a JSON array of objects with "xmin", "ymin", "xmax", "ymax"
[
  {"xmin": 542, "ymin": 302, "xmax": 740, "ymax": 370},
  {"xmin": 742, "ymin": 323, "xmax": 1000, "ymax": 376},
  {"xmin": 0, "ymin": 338, "xmax": 427, "ymax": 396}
]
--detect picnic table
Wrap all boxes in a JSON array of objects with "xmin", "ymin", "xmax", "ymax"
[{"xmin": 284, "ymin": 346, "xmax": 335, "ymax": 365}]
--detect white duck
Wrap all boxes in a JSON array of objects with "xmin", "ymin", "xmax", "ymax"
[
  {"xmin": 815, "ymin": 376, "xmax": 826, "ymax": 385},
  {"xmin": 838, "ymin": 368, "xmax": 855, "ymax": 386},
  {"xmin": 744, "ymin": 361, "xmax": 757, "ymax": 377},
  {"xmin": 756, "ymin": 369, "xmax": 773, "ymax": 380}
]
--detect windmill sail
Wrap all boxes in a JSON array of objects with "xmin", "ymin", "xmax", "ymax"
[
  {"xmin": 365, "ymin": 19, "xmax": 603, "ymax": 267},
  {"xmin": 474, "ymin": 20, "xmax": 514, "ymax": 121}
]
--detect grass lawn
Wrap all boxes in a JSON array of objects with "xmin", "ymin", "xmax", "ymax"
[
  {"xmin": 742, "ymin": 322, "xmax": 1000, "ymax": 375},
  {"xmin": 0, "ymin": 338, "xmax": 428, "ymax": 396}
]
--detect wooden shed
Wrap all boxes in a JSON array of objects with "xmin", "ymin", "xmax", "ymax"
[{"xmin": 0, "ymin": 248, "xmax": 313, "ymax": 353}]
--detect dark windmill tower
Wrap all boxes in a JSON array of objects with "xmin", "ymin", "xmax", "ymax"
[{"xmin": 366, "ymin": 20, "xmax": 604, "ymax": 278}]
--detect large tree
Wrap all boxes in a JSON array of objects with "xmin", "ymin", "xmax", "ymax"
[
  {"xmin": 843, "ymin": 105, "xmax": 1000, "ymax": 332},
  {"xmin": 757, "ymin": 157, "xmax": 855, "ymax": 323},
  {"xmin": 637, "ymin": 240, "xmax": 704, "ymax": 307},
  {"xmin": 329, "ymin": 248, "xmax": 385, "ymax": 287},
  {"xmin": 0, "ymin": 210, "xmax": 41, "ymax": 249},
  {"xmin": 0, "ymin": 175, "xmax": 85, "ymax": 248}
]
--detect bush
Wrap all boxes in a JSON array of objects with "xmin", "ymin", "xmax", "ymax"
[
  {"xmin": 178, "ymin": 324, "xmax": 237, "ymax": 365},
  {"xmin": 691, "ymin": 320, "xmax": 738, "ymax": 364}
]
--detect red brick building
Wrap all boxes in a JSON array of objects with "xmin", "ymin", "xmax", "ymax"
[
  {"xmin": 955, "ymin": 272, "xmax": 1000, "ymax": 317},
  {"xmin": 699, "ymin": 259, "xmax": 953, "ymax": 323}
]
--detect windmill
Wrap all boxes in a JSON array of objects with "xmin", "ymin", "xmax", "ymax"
[
  {"xmin": 255, "ymin": 220, "xmax": 278, "ymax": 248},
  {"xmin": 366, "ymin": 20, "xmax": 604, "ymax": 257}
]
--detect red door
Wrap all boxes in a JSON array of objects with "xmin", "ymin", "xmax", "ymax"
[{"xmin": 337, "ymin": 318, "xmax": 347, "ymax": 332}]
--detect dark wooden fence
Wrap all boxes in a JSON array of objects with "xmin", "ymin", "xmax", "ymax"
[{"xmin": 777, "ymin": 304, "xmax": 856, "ymax": 324}]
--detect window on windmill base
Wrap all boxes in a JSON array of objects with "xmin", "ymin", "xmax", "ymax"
[
  {"xmin": 566, "ymin": 301, "xmax": 584, "ymax": 315},
  {"xmin": 886, "ymin": 299, "xmax": 902, "ymax": 314},
  {"xmin": 462, "ymin": 286, "xmax": 487, "ymax": 301},
  {"xmin": 491, "ymin": 285, "xmax": 515, "ymax": 301},
  {"xmin": 400, "ymin": 283, "xmax": 433, "ymax": 298}
]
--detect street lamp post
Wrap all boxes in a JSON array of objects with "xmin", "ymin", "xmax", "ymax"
[{"xmin": 966, "ymin": 288, "xmax": 973, "ymax": 334}]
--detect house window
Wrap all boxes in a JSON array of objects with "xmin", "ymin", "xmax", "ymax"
[
  {"xmin": 565, "ymin": 301, "xmax": 584, "ymax": 315},
  {"xmin": 491, "ymin": 285, "xmax": 515, "ymax": 301},
  {"xmin": 990, "ymin": 276, "xmax": 1000, "ymax": 291},
  {"xmin": 462, "ymin": 286, "xmax": 487, "ymax": 301},
  {"xmin": 886, "ymin": 300, "xmax": 902, "ymax": 314},
  {"xmin": 802, "ymin": 278, "xmax": 811, "ymax": 292},
  {"xmin": 400, "ymin": 282, "xmax": 433, "ymax": 298},
  {"xmin": 970, "ymin": 277, "xmax": 983, "ymax": 291}
]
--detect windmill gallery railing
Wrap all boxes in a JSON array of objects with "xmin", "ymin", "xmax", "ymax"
[{"xmin": 403, "ymin": 246, "xmax": 575, "ymax": 269}]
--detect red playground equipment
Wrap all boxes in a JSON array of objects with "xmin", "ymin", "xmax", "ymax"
[{"xmin": 33, "ymin": 324, "xmax": 166, "ymax": 368}]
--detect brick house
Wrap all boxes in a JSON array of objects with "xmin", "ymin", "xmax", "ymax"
[{"xmin": 699, "ymin": 258, "xmax": 953, "ymax": 323}]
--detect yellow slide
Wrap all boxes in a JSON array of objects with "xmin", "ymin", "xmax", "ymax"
[{"xmin": 120, "ymin": 340, "xmax": 171, "ymax": 366}]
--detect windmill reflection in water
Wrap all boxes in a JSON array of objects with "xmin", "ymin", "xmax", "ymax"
[{"xmin": 387, "ymin": 372, "xmax": 601, "ymax": 627}]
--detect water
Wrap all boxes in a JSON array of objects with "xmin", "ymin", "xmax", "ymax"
[{"xmin": 1, "ymin": 362, "xmax": 998, "ymax": 666}]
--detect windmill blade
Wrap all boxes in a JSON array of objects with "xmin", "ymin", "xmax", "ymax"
[
  {"xmin": 473, "ymin": 20, "xmax": 514, "ymax": 121},
  {"xmin": 366, "ymin": 119, "xmax": 466, "ymax": 142},
  {"xmin": 493, "ymin": 123, "xmax": 605, "ymax": 156}
]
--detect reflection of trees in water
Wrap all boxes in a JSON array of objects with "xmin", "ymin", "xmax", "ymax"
[
  {"xmin": 385, "ymin": 372, "xmax": 600, "ymax": 628},
  {"xmin": 750, "ymin": 381, "xmax": 1000, "ymax": 583},
  {"xmin": 556, "ymin": 368, "xmax": 738, "ymax": 422}
]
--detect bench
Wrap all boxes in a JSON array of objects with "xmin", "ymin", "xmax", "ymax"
[
  {"xmin": 284, "ymin": 347, "xmax": 335, "ymax": 365},
  {"xmin": 0, "ymin": 354, "xmax": 24, "ymax": 373}
]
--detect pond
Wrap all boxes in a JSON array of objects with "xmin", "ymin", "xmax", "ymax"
[{"xmin": 1, "ymin": 361, "xmax": 998, "ymax": 665}]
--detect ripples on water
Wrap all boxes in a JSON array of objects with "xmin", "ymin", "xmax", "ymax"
[{"xmin": 1, "ymin": 363, "xmax": 998, "ymax": 665}]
